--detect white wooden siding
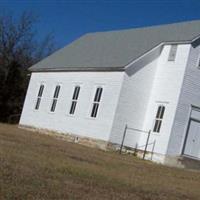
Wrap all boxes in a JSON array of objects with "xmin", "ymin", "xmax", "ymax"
[
  {"xmin": 109, "ymin": 44, "xmax": 190, "ymax": 157},
  {"xmin": 20, "ymin": 43, "xmax": 192, "ymax": 159},
  {"xmin": 142, "ymin": 44, "xmax": 190, "ymax": 155},
  {"xmin": 20, "ymin": 71, "xmax": 124, "ymax": 141},
  {"xmin": 167, "ymin": 43, "xmax": 200, "ymax": 156}
]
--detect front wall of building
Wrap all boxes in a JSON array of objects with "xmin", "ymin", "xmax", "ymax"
[
  {"xmin": 20, "ymin": 71, "xmax": 124, "ymax": 141},
  {"xmin": 142, "ymin": 44, "xmax": 191, "ymax": 157},
  {"xmin": 109, "ymin": 44, "xmax": 191, "ymax": 158}
]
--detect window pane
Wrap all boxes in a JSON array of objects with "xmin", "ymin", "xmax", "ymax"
[
  {"xmin": 91, "ymin": 103, "xmax": 99, "ymax": 118},
  {"xmin": 94, "ymin": 88, "xmax": 99, "ymax": 101},
  {"xmin": 35, "ymin": 98, "xmax": 41, "ymax": 110},
  {"xmin": 69, "ymin": 101, "xmax": 77, "ymax": 115},
  {"xmin": 157, "ymin": 120, "xmax": 162, "ymax": 132},
  {"xmin": 153, "ymin": 119, "xmax": 162, "ymax": 133},
  {"xmin": 38, "ymin": 85, "xmax": 44, "ymax": 97},
  {"xmin": 54, "ymin": 85, "xmax": 60, "ymax": 98},
  {"xmin": 156, "ymin": 106, "xmax": 165, "ymax": 119},
  {"xmin": 153, "ymin": 120, "xmax": 159, "ymax": 132},
  {"xmin": 160, "ymin": 106, "xmax": 165, "ymax": 119},
  {"xmin": 50, "ymin": 99, "xmax": 57, "ymax": 112},
  {"xmin": 72, "ymin": 86, "xmax": 80, "ymax": 100},
  {"xmin": 94, "ymin": 87, "xmax": 103, "ymax": 102},
  {"xmin": 156, "ymin": 106, "xmax": 162, "ymax": 118},
  {"xmin": 97, "ymin": 88, "xmax": 103, "ymax": 102}
]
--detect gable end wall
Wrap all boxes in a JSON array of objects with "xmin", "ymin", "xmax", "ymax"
[
  {"xmin": 167, "ymin": 43, "xmax": 200, "ymax": 156},
  {"xmin": 109, "ymin": 44, "xmax": 191, "ymax": 158}
]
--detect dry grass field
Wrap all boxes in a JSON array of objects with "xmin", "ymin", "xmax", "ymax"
[{"xmin": 1, "ymin": 124, "xmax": 200, "ymax": 200}]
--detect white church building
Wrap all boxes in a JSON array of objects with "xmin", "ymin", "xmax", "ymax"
[{"xmin": 20, "ymin": 20, "xmax": 200, "ymax": 166}]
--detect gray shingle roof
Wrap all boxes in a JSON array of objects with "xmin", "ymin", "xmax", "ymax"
[{"xmin": 30, "ymin": 20, "xmax": 200, "ymax": 71}]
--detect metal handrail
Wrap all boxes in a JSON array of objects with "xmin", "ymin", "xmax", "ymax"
[
  {"xmin": 119, "ymin": 124, "xmax": 152, "ymax": 159},
  {"xmin": 126, "ymin": 127, "xmax": 149, "ymax": 133}
]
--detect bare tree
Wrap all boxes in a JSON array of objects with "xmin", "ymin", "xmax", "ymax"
[
  {"xmin": 0, "ymin": 11, "xmax": 55, "ymax": 78},
  {"xmin": 0, "ymin": 12, "xmax": 56, "ymax": 122}
]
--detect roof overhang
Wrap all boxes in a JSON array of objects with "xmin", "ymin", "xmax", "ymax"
[{"xmin": 30, "ymin": 67, "xmax": 125, "ymax": 72}]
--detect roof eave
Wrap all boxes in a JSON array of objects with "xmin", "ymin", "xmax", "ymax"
[{"xmin": 29, "ymin": 67, "xmax": 125, "ymax": 72}]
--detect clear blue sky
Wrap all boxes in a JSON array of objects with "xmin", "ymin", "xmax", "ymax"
[{"xmin": 1, "ymin": 0, "xmax": 200, "ymax": 48}]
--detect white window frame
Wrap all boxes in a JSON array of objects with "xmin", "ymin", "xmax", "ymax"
[
  {"xmin": 90, "ymin": 86, "xmax": 103, "ymax": 118},
  {"xmin": 168, "ymin": 44, "xmax": 178, "ymax": 61},
  {"xmin": 50, "ymin": 85, "xmax": 61, "ymax": 112},
  {"xmin": 34, "ymin": 84, "xmax": 45, "ymax": 110},
  {"xmin": 153, "ymin": 105, "xmax": 165, "ymax": 133},
  {"xmin": 69, "ymin": 85, "xmax": 81, "ymax": 115}
]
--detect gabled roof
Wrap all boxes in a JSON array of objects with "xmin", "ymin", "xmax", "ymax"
[{"xmin": 30, "ymin": 20, "xmax": 200, "ymax": 72}]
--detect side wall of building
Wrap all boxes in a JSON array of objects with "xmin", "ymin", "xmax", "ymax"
[
  {"xmin": 167, "ymin": 43, "xmax": 200, "ymax": 156},
  {"xmin": 19, "ymin": 71, "xmax": 124, "ymax": 141}
]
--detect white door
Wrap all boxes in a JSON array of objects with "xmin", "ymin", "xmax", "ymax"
[{"xmin": 184, "ymin": 119, "xmax": 200, "ymax": 158}]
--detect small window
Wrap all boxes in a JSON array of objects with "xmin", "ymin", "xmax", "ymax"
[
  {"xmin": 91, "ymin": 87, "xmax": 103, "ymax": 118},
  {"xmin": 168, "ymin": 44, "xmax": 177, "ymax": 61},
  {"xmin": 153, "ymin": 105, "xmax": 165, "ymax": 133},
  {"xmin": 35, "ymin": 84, "xmax": 44, "ymax": 110},
  {"xmin": 69, "ymin": 86, "xmax": 80, "ymax": 115},
  {"xmin": 50, "ymin": 85, "xmax": 61, "ymax": 112}
]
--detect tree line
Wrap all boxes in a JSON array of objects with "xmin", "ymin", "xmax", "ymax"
[{"xmin": 0, "ymin": 12, "xmax": 55, "ymax": 123}]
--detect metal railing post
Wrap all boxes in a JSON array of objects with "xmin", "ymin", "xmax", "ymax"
[
  {"xmin": 119, "ymin": 124, "xmax": 128, "ymax": 154},
  {"xmin": 143, "ymin": 130, "xmax": 151, "ymax": 160}
]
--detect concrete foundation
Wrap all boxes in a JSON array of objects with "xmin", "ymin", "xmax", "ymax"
[{"xmin": 19, "ymin": 125, "xmax": 109, "ymax": 150}]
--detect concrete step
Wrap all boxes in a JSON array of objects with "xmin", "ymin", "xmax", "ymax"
[{"xmin": 178, "ymin": 156, "xmax": 200, "ymax": 170}]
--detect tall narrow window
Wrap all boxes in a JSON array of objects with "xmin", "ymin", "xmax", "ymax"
[
  {"xmin": 69, "ymin": 86, "xmax": 80, "ymax": 115},
  {"xmin": 91, "ymin": 87, "xmax": 103, "ymax": 118},
  {"xmin": 50, "ymin": 85, "xmax": 60, "ymax": 112},
  {"xmin": 168, "ymin": 44, "xmax": 177, "ymax": 61},
  {"xmin": 153, "ymin": 105, "xmax": 165, "ymax": 133},
  {"xmin": 35, "ymin": 84, "xmax": 44, "ymax": 110}
]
